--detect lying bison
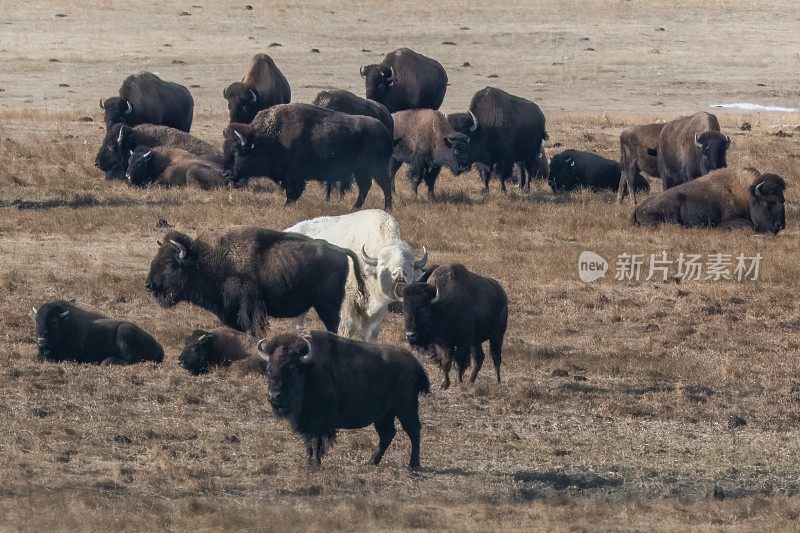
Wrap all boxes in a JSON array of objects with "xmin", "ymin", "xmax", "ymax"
[
  {"xmin": 630, "ymin": 168, "xmax": 786, "ymax": 234},
  {"xmin": 223, "ymin": 103, "xmax": 393, "ymax": 208},
  {"xmin": 617, "ymin": 122, "xmax": 665, "ymax": 203},
  {"xmin": 258, "ymin": 330, "xmax": 429, "ymax": 468},
  {"xmin": 95, "ymin": 123, "xmax": 222, "ymax": 180},
  {"xmin": 126, "ymin": 146, "xmax": 225, "ymax": 189},
  {"xmin": 100, "ymin": 71, "xmax": 194, "ymax": 132},
  {"xmin": 391, "ymin": 109, "xmax": 471, "ymax": 200},
  {"xmin": 658, "ymin": 111, "xmax": 729, "ymax": 190},
  {"xmin": 448, "ymin": 87, "xmax": 547, "ymax": 192},
  {"xmin": 285, "ymin": 209, "xmax": 428, "ymax": 342},
  {"xmin": 33, "ymin": 300, "xmax": 163, "ymax": 365},
  {"xmin": 179, "ymin": 329, "xmax": 265, "ymax": 375},
  {"xmin": 400, "ymin": 264, "xmax": 507, "ymax": 389},
  {"xmin": 224, "ymin": 53, "xmax": 291, "ymax": 124},
  {"xmin": 360, "ymin": 47, "xmax": 447, "ymax": 113},
  {"xmin": 549, "ymin": 149, "xmax": 649, "ymax": 194},
  {"xmin": 145, "ymin": 227, "xmax": 366, "ymax": 336}
]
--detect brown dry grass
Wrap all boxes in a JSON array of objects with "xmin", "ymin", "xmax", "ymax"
[{"xmin": 3, "ymin": 1, "xmax": 800, "ymax": 531}]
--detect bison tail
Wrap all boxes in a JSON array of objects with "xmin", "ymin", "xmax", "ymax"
[{"xmin": 417, "ymin": 365, "xmax": 431, "ymax": 395}]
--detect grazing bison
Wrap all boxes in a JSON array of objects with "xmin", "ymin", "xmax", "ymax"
[
  {"xmin": 125, "ymin": 146, "xmax": 225, "ymax": 189},
  {"xmin": 285, "ymin": 209, "xmax": 429, "ymax": 342},
  {"xmin": 447, "ymin": 87, "xmax": 547, "ymax": 192},
  {"xmin": 390, "ymin": 109, "xmax": 471, "ymax": 200},
  {"xmin": 100, "ymin": 71, "xmax": 194, "ymax": 132},
  {"xmin": 145, "ymin": 227, "xmax": 366, "ymax": 336},
  {"xmin": 400, "ymin": 264, "xmax": 507, "ymax": 389},
  {"xmin": 549, "ymin": 149, "xmax": 649, "ymax": 194},
  {"xmin": 618, "ymin": 122, "xmax": 665, "ymax": 203},
  {"xmin": 179, "ymin": 329, "xmax": 265, "ymax": 375},
  {"xmin": 32, "ymin": 300, "xmax": 163, "ymax": 365},
  {"xmin": 224, "ymin": 53, "xmax": 291, "ymax": 124},
  {"xmin": 258, "ymin": 330, "xmax": 430, "ymax": 468},
  {"xmin": 223, "ymin": 103, "xmax": 393, "ymax": 208},
  {"xmin": 630, "ymin": 167, "xmax": 786, "ymax": 234},
  {"xmin": 95, "ymin": 123, "xmax": 222, "ymax": 181},
  {"xmin": 360, "ymin": 48, "xmax": 447, "ymax": 113},
  {"xmin": 658, "ymin": 111, "xmax": 729, "ymax": 190}
]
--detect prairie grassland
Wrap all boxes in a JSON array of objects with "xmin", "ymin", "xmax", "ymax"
[{"xmin": 2, "ymin": 1, "xmax": 800, "ymax": 531}]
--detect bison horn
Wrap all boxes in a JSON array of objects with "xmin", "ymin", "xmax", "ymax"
[
  {"xmin": 755, "ymin": 182, "xmax": 765, "ymax": 197},
  {"xmin": 394, "ymin": 282, "xmax": 406, "ymax": 301},
  {"xmin": 413, "ymin": 246, "xmax": 428, "ymax": 269},
  {"xmin": 256, "ymin": 338, "xmax": 270, "ymax": 362},
  {"xmin": 30, "ymin": 307, "xmax": 38, "ymax": 319},
  {"xmin": 387, "ymin": 66, "xmax": 396, "ymax": 79},
  {"xmin": 169, "ymin": 239, "xmax": 188, "ymax": 260},
  {"xmin": 694, "ymin": 133, "xmax": 702, "ymax": 148},
  {"xmin": 468, "ymin": 110, "xmax": 478, "ymax": 132},
  {"xmin": 59, "ymin": 311, "xmax": 70, "ymax": 318},
  {"xmin": 117, "ymin": 127, "xmax": 125, "ymax": 145},
  {"xmin": 99, "ymin": 98, "xmax": 105, "ymax": 109},
  {"xmin": 143, "ymin": 150, "xmax": 153, "ymax": 159},
  {"xmin": 234, "ymin": 130, "xmax": 247, "ymax": 147},
  {"xmin": 430, "ymin": 286, "xmax": 440, "ymax": 304},
  {"xmin": 361, "ymin": 245, "xmax": 379, "ymax": 267},
  {"xmin": 359, "ymin": 65, "xmax": 367, "ymax": 77},
  {"xmin": 249, "ymin": 89, "xmax": 257, "ymax": 103},
  {"xmin": 197, "ymin": 333, "xmax": 212, "ymax": 343},
  {"xmin": 725, "ymin": 135, "xmax": 731, "ymax": 145},
  {"xmin": 123, "ymin": 100, "xmax": 132, "ymax": 115}
]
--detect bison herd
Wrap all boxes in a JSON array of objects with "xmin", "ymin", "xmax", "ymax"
[{"xmin": 33, "ymin": 45, "xmax": 791, "ymax": 468}]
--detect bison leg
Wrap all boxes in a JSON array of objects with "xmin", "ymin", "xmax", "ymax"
[
  {"xmin": 398, "ymin": 408, "xmax": 422, "ymax": 469},
  {"xmin": 370, "ymin": 415, "xmax": 397, "ymax": 466},
  {"xmin": 389, "ymin": 158, "xmax": 403, "ymax": 194},
  {"xmin": 306, "ymin": 436, "xmax": 323, "ymax": 467},
  {"xmin": 324, "ymin": 182, "xmax": 333, "ymax": 202},
  {"xmin": 352, "ymin": 173, "xmax": 372, "ymax": 210},
  {"xmin": 284, "ymin": 179, "xmax": 306, "ymax": 204},
  {"xmin": 489, "ymin": 335, "xmax": 503, "ymax": 383},
  {"xmin": 440, "ymin": 350, "xmax": 453, "ymax": 390},
  {"xmin": 372, "ymin": 165, "xmax": 393, "ymax": 210},
  {"xmin": 469, "ymin": 343, "xmax": 486, "ymax": 383},
  {"xmin": 424, "ymin": 164, "xmax": 441, "ymax": 202},
  {"xmin": 477, "ymin": 163, "xmax": 491, "ymax": 191},
  {"xmin": 408, "ymin": 164, "xmax": 424, "ymax": 197}
]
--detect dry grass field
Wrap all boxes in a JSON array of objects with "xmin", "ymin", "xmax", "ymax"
[{"xmin": 2, "ymin": 1, "xmax": 800, "ymax": 531}]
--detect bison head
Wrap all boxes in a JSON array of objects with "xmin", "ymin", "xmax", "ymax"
[
  {"xmin": 258, "ymin": 333, "xmax": 312, "ymax": 417},
  {"xmin": 441, "ymin": 133, "xmax": 471, "ymax": 175},
  {"xmin": 222, "ymin": 123, "xmax": 265, "ymax": 186},
  {"xmin": 100, "ymin": 96, "xmax": 133, "ymax": 128},
  {"xmin": 179, "ymin": 330, "xmax": 217, "ymax": 375},
  {"xmin": 399, "ymin": 282, "xmax": 440, "ymax": 348},
  {"xmin": 749, "ymin": 173, "xmax": 786, "ymax": 234},
  {"xmin": 361, "ymin": 243, "xmax": 428, "ymax": 302},
  {"xmin": 694, "ymin": 132, "xmax": 729, "ymax": 176},
  {"xmin": 95, "ymin": 123, "xmax": 134, "ymax": 179},
  {"xmin": 145, "ymin": 231, "xmax": 198, "ymax": 308},
  {"xmin": 446, "ymin": 110, "xmax": 479, "ymax": 136},
  {"xmin": 223, "ymin": 82, "xmax": 260, "ymax": 124},
  {"xmin": 125, "ymin": 146, "xmax": 155, "ymax": 187},
  {"xmin": 361, "ymin": 64, "xmax": 396, "ymax": 103},
  {"xmin": 32, "ymin": 302, "xmax": 71, "ymax": 361}
]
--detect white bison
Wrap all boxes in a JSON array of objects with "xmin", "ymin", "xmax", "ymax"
[{"xmin": 285, "ymin": 209, "xmax": 428, "ymax": 342}]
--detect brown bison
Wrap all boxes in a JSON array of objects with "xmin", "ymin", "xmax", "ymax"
[
  {"xmin": 630, "ymin": 167, "xmax": 786, "ymax": 234},
  {"xmin": 179, "ymin": 329, "xmax": 265, "ymax": 376},
  {"xmin": 657, "ymin": 111, "xmax": 729, "ymax": 190},
  {"xmin": 390, "ymin": 109, "xmax": 471, "ymax": 200},
  {"xmin": 100, "ymin": 71, "xmax": 194, "ymax": 132},
  {"xmin": 33, "ymin": 300, "xmax": 163, "ymax": 365},
  {"xmin": 258, "ymin": 330, "xmax": 429, "ymax": 468},
  {"xmin": 145, "ymin": 227, "xmax": 366, "ymax": 336},
  {"xmin": 95, "ymin": 123, "xmax": 222, "ymax": 181},
  {"xmin": 400, "ymin": 264, "xmax": 507, "ymax": 389},
  {"xmin": 617, "ymin": 122, "xmax": 665, "ymax": 203},
  {"xmin": 360, "ymin": 48, "xmax": 447, "ymax": 113},
  {"xmin": 125, "ymin": 146, "xmax": 225, "ymax": 189},
  {"xmin": 224, "ymin": 53, "xmax": 291, "ymax": 124}
]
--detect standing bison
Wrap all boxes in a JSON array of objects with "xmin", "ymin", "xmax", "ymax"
[
  {"xmin": 223, "ymin": 103, "xmax": 393, "ymax": 208},
  {"xmin": 224, "ymin": 53, "xmax": 291, "ymax": 124},
  {"xmin": 94, "ymin": 123, "xmax": 222, "ymax": 181},
  {"xmin": 657, "ymin": 111, "xmax": 729, "ymax": 190},
  {"xmin": 618, "ymin": 122, "xmax": 665, "ymax": 203},
  {"xmin": 549, "ymin": 149, "xmax": 649, "ymax": 194},
  {"xmin": 285, "ymin": 209, "xmax": 429, "ymax": 342},
  {"xmin": 125, "ymin": 146, "xmax": 225, "ymax": 189},
  {"xmin": 145, "ymin": 227, "xmax": 366, "ymax": 336},
  {"xmin": 360, "ymin": 48, "xmax": 447, "ymax": 113},
  {"xmin": 447, "ymin": 87, "xmax": 547, "ymax": 192},
  {"xmin": 312, "ymin": 89, "xmax": 393, "ymax": 136},
  {"xmin": 390, "ymin": 109, "xmax": 471, "ymax": 200},
  {"xmin": 630, "ymin": 167, "xmax": 786, "ymax": 234},
  {"xmin": 258, "ymin": 330, "xmax": 430, "ymax": 468},
  {"xmin": 400, "ymin": 264, "xmax": 507, "ymax": 389},
  {"xmin": 100, "ymin": 71, "xmax": 194, "ymax": 132},
  {"xmin": 33, "ymin": 300, "xmax": 163, "ymax": 365}
]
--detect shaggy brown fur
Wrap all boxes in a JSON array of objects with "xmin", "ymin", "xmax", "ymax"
[
  {"xmin": 657, "ymin": 111, "xmax": 730, "ymax": 190},
  {"xmin": 223, "ymin": 53, "xmax": 291, "ymax": 124},
  {"xmin": 126, "ymin": 146, "xmax": 224, "ymax": 189},
  {"xmin": 617, "ymin": 122, "xmax": 665, "ymax": 203}
]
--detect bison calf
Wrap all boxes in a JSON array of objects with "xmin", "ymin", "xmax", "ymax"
[
  {"xmin": 126, "ymin": 146, "xmax": 225, "ymax": 189},
  {"xmin": 179, "ymin": 329, "xmax": 264, "ymax": 375},
  {"xmin": 33, "ymin": 300, "xmax": 163, "ymax": 365},
  {"xmin": 258, "ymin": 331, "xmax": 430, "ymax": 468},
  {"xmin": 401, "ymin": 264, "xmax": 507, "ymax": 389},
  {"xmin": 630, "ymin": 167, "xmax": 786, "ymax": 234},
  {"xmin": 549, "ymin": 149, "xmax": 649, "ymax": 194}
]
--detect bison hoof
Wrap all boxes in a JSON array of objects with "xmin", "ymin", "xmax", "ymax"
[{"xmin": 408, "ymin": 461, "xmax": 421, "ymax": 470}]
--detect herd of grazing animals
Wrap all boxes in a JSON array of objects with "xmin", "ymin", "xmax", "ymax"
[{"xmin": 34, "ymin": 47, "xmax": 789, "ymax": 468}]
